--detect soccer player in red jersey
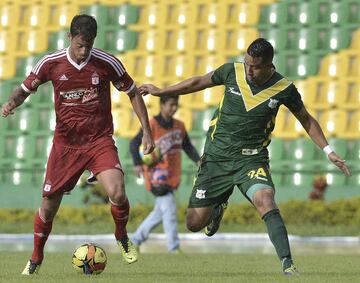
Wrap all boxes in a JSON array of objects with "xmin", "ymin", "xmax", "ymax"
[{"xmin": 1, "ymin": 15, "xmax": 154, "ymax": 275}]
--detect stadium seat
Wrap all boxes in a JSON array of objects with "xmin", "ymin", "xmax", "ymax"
[
  {"xmin": 347, "ymin": 140, "xmax": 360, "ymax": 171},
  {"xmin": 283, "ymin": 172, "xmax": 313, "ymax": 188},
  {"xmin": 174, "ymin": 107, "xmax": 193, "ymax": 132},
  {"xmin": 294, "ymin": 79, "xmax": 317, "ymax": 110},
  {"xmin": 285, "ymin": 138, "xmax": 318, "ymax": 171},
  {"xmin": 274, "ymin": 53, "xmax": 319, "ymax": 80},
  {"xmin": 203, "ymin": 86, "xmax": 225, "ymax": 107},
  {"xmin": 272, "ymin": 107, "xmax": 305, "ymax": 139},
  {"xmin": 101, "ymin": 29, "xmax": 138, "ymax": 53},
  {"xmin": 0, "ymin": 30, "xmax": 15, "ymax": 56},
  {"xmin": 17, "ymin": 3, "xmax": 49, "ymax": 30},
  {"xmin": 107, "ymin": 4, "xmax": 139, "ymax": 28},
  {"xmin": 224, "ymin": 28, "xmax": 259, "ymax": 55},
  {"xmin": 129, "ymin": 3, "xmax": 166, "ymax": 30},
  {"xmin": 48, "ymin": 30, "xmax": 68, "ymax": 51},
  {"xmin": 1, "ymin": 163, "xmax": 35, "ymax": 186},
  {"xmin": 81, "ymin": 4, "xmax": 108, "ymax": 26},
  {"xmin": 191, "ymin": 108, "xmax": 216, "ymax": 134},
  {"xmin": 16, "ymin": 54, "xmax": 45, "ymax": 77},
  {"xmin": 258, "ymin": 1, "xmax": 288, "ymax": 27},
  {"xmin": 318, "ymin": 109, "xmax": 348, "ymax": 138},
  {"xmin": 224, "ymin": 2, "xmax": 260, "ymax": 27},
  {"xmin": 317, "ymin": 27, "xmax": 352, "ymax": 52},
  {"xmin": 267, "ymin": 137, "xmax": 286, "ymax": 172},
  {"xmin": 325, "ymin": 173, "xmax": 347, "ymax": 186},
  {"xmin": 47, "ymin": 3, "xmax": 80, "ymax": 31},
  {"xmin": 341, "ymin": 79, "xmax": 360, "ymax": 110},
  {"xmin": 0, "ymin": 3, "xmax": 20, "ymax": 29},
  {"xmin": 340, "ymin": 110, "xmax": 360, "ymax": 139},
  {"xmin": 0, "ymin": 55, "xmax": 16, "ymax": 79},
  {"xmin": 29, "ymin": 81, "xmax": 54, "ymax": 108}
]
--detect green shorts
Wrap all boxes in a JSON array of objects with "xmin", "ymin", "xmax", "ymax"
[{"xmin": 188, "ymin": 151, "xmax": 275, "ymax": 208}]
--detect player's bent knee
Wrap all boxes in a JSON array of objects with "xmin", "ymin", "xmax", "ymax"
[{"xmin": 186, "ymin": 213, "xmax": 203, "ymax": 232}]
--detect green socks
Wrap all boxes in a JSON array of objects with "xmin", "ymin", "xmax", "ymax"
[{"xmin": 262, "ymin": 209, "xmax": 292, "ymax": 270}]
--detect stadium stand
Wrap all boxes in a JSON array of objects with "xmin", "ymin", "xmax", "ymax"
[{"xmin": 0, "ymin": 0, "xmax": 359, "ymax": 208}]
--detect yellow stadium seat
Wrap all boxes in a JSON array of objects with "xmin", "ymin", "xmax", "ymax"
[
  {"xmin": 160, "ymin": 55, "xmax": 195, "ymax": 80},
  {"xmin": 161, "ymin": 2, "xmax": 193, "ymax": 29},
  {"xmin": 318, "ymin": 53, "xmax": 347, "ymax": 78},
  {"xmin": 188, "ymin": 1, "xmax": 226, "ymax": 28},
  {"xmin": 174, "ymin": 107, "xmax": 192, "ymax": 132},
  {"xmin": 319, "ymin": 109, "xmax": 348, "ymax": 138},
  {"xmin": 343, "ymin": 110, "xmax": 360, "ymax": 139},
  {"xmin": 134, "ymin": 29, "xmax": 166, "ymax": 53},
  {"xmin": 0, "ymin": 30, "xmax": 15, "ymax": 56},
  {"xmin": 203, "ymin": 86, "xmax": 225, "ymax": 107},
  {"xmin": 14, "ymin": 30, "xmax": 48, "ymax": 56},
  {"xmin": 0, "ymin": 2, "xmax": 20, "ymax": 28},
  {"xmin": 342, "ymin": 78, "xmax": 360, "ymax": 110},
  {"xmin": 47, "ymin": 4, "xmax": 80, "ymax": 31},
  {"xmin": 113, "ymin": 108, "xmax": 139, "ymax": 138},
  {"xmin": 0, "ymin": 55, "xmax": 16, "ymax": 80},
  {"xmin": 129, "ymin": 3, "xmax": 166, "ymax": 31},
  {"xmin": 272, "ymin": 107, "xmax": 307, "ymax": 139},
  {"xmin": 194, "ymin": 55, "xmax": 224, "ymax": 76},
  {"xmin": 223, "ymin": 28, "xmax": 259, "ymax": 56},
  {"xmin": 17, "ymin": 4, "xmax": 49, "ymax": 30},
  {"xmin": 223, "ymin": 2, "xmax": 260, "ymax": 27},
  {"xmin": 294, "ymin": 79, "xmax": 317, "ymax": 110}
]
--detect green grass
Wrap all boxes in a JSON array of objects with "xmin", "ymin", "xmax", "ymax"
[{"xmin": 4, "ymin": 252, "xmax": 360, "ymax": 283}]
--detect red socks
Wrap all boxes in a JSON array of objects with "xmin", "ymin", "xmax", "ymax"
[
  {"xmin": 31, "ymin": 210, "xmax": 53, "ymax": 263},
  {"xmin": 110, "ymin": 199, "xmax": 129, "ymax": 241}
]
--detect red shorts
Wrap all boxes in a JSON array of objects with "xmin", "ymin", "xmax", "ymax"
[{"xmin": 42, "ymin": 136, "xmax": 123, "ymax": 197}]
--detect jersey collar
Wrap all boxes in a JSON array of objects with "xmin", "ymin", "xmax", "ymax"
[{"xmin": 66, "ymin": 47, "xmax": 92, "ymax": 70}]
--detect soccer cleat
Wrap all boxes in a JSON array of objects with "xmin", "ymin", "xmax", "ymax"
[
  {"xmin": 117, "ymin": 238, "xmax": 138, "ymax": 264},
  {"xmin": 283, "ymin": 264, "xmax": 300, "ymax": 276},
  {"xmin": 21, "ymin": 259, "xmax": 41, "ymax": 275},
  {"xmin": 204, "ymin": 202, "xmax": 228, "ymax": 237}
]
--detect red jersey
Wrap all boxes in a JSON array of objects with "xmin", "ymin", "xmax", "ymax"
[
  {"xmin": 144, "ymin": 117, "xmax": 186, "ymax": 190},
  {"xmin": 21, "ymin": 48, "xmax": 134, "ymax": 148}
]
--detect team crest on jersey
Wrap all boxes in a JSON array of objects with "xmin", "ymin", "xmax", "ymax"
[
  {"xmin": 268, "ymin": 98, "xmax": 279, "ymax": 109},
  {"xmin": 92, "ymin": 72, "xmax": 99, "ymax": 85},
  {"xmin": 195, "ymin": 189, "xmax": 206, "ymax": 199},
  {"xmin": 43, "ymin": 183, "xmax": 51, "ymax": 192}
]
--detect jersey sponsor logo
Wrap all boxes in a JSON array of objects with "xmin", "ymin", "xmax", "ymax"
[
  {"xmin": 43, "ymin": 184, "xmax": 51, "ymax": 192},
  {"xmin": 195, "ymin": 189, "xmax": 206, "ymax": 199},
  {"xmin": 59, "ymin": 74, "xmax": 69, "ymax": 81},
  {"xmin": 92, "ymin": 72, "xmax": 99, "ymax": 85},
  {"xmin": 59, "ymin": 87, "xmax": 99, "ymax": 103},
  {"xmin": 268, "ymin": 98, "xmax": 279, "ymax": 109},
  {"xmin": 247, "ymin": 167, "xmax": 268, "ymax": 181},
  {"xmin": 228, "ymin": 87, "xmax": 242, "ymax": 96}
]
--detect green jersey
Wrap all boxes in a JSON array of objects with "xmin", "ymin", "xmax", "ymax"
[{"xmin": 204, "ymin": 62, "xmax": 303, "ymax": 160}]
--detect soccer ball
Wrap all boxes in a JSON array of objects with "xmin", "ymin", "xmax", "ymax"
[
  {"xmin": 140, "ymin": 145, "xmax": 161, "ymax": 166},
  {"xmin": 72, "ymin": 243, "xmax": 107, "ymax": 275}
]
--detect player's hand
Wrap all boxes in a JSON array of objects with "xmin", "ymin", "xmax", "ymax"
[
  {"xmin": 328, "ymin": 152, "xmax": 351, "ymax": 176},
  {"xmin": 133, "ymin": 165, "xmax": 143, "ymax": 178},
  {"xmin": 1, "ymin": 101, "xmax": 16, "ymax": 117},
  {"xmin": 141, "ymin": 132, "xmax": 155, "ymax": 155},
  {"xmin": 139, "ymin": 84, "xmax": 161, "ymax": 96}
]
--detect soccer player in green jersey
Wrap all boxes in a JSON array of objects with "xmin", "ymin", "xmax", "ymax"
[{"xmin": 139, "ymin": 38, "xmax": 351, "ymax": 275}]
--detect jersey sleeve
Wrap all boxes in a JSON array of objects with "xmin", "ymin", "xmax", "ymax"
[
  {"xmin": 107, "ymin": 54, "xmax": 135, "ymax": 94},
  {"xmin": 21, "ymin": 55, "xmax": 51, "ymax": 93},
  {"xmin": 283, "ymin": 84, "xmax": 304, "ymax": 113},
  {"xmin": 211, "ymin": 63, "xmax": 234, "ymax": 85}
]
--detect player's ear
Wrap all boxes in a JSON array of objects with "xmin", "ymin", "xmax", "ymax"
[{"xmin": 67, "ymin": 32, "xmax": 72, "ymax": 41}]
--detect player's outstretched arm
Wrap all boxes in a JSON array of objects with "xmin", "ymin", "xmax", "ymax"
[
  {"xmin": 1, "ymin": 87, "xmax": 30, "ymax": 117},
  {"xmin": 292, "ymin": 106, "xmax": 351, "ymax": 176},
  {"xmin": 139, "ymin": 71, "xmax": 216, "ymax": 97},
  {"xmin": 128, "ymin": 86, "xmax": 155, "ymax": 155}
]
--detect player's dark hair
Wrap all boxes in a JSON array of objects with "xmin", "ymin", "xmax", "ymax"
[
  {"xmin": 247, "ymin": 38, "xmax": 274, "ymax": 63},
  {"xmin": 70, "ymin": 15, "xmax": 97, "ymax": 41},
  {"xmin": 160, "ymin": 94, "xmax": 179, "ymax": 104}
]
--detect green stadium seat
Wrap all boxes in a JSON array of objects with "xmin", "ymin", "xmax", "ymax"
[
  {"xmin": 191, "ymin": 108, "xmax": 216, "ymax": 134},
  {"xmin": 5, "ymin": 108, "xmax": 40, "ymax": 134},
  {"xmin": 48, "ymin": 30, "xmax": 68, "ymax": 51},
  {"xmin": 347, "ymin": 140, "xmax": 360, "ymax": 172},
  {"xmin": 283, "ymin": 172, "xmax": 313, "ymax": 187},
  {"xmin": 29, "ymin": 82, "xmax": 54, "ymax": 108},
  {"xmin": 2, "ymin": 163, "xmax": 34, "ymax": 186},
  {"xmin": 317, "ymin": 27, "xmax": 352, "ymax": 52},
  {"xmin": 108, "ymin": 4, "xmax": 140, "ymax": 28},
  {"xmin": 285, "ymin": 138, "xmax": 317, "ymax": 172},
  {"xmin": 16, "ymin": 54, "xmax": 45, "ymax": 77},
  {"xmin": 259, "ymin": 2, "xmax": 288, "ymax": 27},
  {"xmin": 101, "ymin": 30, "xmax": 138, "ymax": 53},
  {"xmin": 325, "ymin": 172, "xmax": 347, "ymax": 186},
  {"xmin": 286, "ymin": 1, "xmax": 319, "ymax": 27},
  {"xmin": 267, "ymin": 137, "xmax": 286, "ymax": 172},
  {"xmin": 81, "ymin": 4, "xmax": 108, "ymax": 26},
  {"xmin": 348, "ymin": 172, "xmax": 360, "ymax": 187}
]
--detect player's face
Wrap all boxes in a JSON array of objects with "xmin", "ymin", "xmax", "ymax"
[
  {"xmin": 68, "ymin": 34, "xmax": 95, "ymax": 64},
  {"xmin": 161, "ymin": 98, "xmax": 178, "ymax": 120},
  {"xmin": 244, "ymin": 53, "xmax": 273, "ymax": 86}
]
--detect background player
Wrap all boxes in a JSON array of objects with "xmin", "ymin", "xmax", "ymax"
[
  {"xmin": 129, "ymin": 95, "xmax": 200, "ymax": 253},
  {"xmin": 1, "ymin": 14, "xmax": 154, "ymax": 275},
  {"xmin": 139, "ymin": 38, "xmax": 351, "ymax": 275}
]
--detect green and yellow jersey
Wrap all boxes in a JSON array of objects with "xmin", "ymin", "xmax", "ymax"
[{"xmin": 204, "ymin": 62, "xmax": 303, "ymax": 160}]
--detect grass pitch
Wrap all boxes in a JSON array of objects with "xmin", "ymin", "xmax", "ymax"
[{"xmin": 2, "ymin": 252, "xmax": 360, "ymax": 283}]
